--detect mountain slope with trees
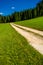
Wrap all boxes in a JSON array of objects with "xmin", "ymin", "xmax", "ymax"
[{"xmin": 0, "ymin": 0, "xmax": 43, "ymax": 23}]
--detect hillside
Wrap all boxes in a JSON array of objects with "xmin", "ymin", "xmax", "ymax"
[{"xmin": 15, "ymin": 16, "xmax": 43, "ymax": 31}]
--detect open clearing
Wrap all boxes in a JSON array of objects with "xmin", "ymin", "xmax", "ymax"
[
  {"xmin": 0, "ymin": 23, "xmax": 43, "ymax": 65},
  {"xmin": 15, "ymin": 16, "xmax": 43, "ymax": 31}
]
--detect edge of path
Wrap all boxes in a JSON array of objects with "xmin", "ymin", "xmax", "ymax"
[
  {"xmin": 12, "ymin": 23, "xmax": 43, "ymax": 37},
  {"xmin": 10, "ymin": 23, "xmax": 43, "ymax": 54}
]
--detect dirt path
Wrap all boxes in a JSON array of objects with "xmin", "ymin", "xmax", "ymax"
[
  {"xmin": 13, "ymin": 23, "xmax": 43, "ymax": 37},
  {"xmin": 10, "ymin": 23, "xmax": 43, "ymax": 54}
]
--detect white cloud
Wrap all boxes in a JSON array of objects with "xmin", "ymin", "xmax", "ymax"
[
  {"xmin": 0, "ymin": 12, "xmax": 4, "ymax": 15},
  {"xmin": 11, "ymin": 6, "xmax": 15, "ymax": 9}
]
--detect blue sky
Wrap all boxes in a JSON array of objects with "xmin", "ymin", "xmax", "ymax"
[{"xmin": 0, "ymin": 0, "xmax": 40, "ymax": 16}]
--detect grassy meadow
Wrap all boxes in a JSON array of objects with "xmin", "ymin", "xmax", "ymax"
[
  {"xmin": 0, "ymin": 23, "xmax": 43, "ymax": 65},
  {"xmin": 15, "ymin": 16, "xmax": 43, "ymax": 31}
]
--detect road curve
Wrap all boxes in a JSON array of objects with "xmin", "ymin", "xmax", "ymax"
[{"xmin": 10, "ymin": 23, "xmax": 43, "ymax": 54}]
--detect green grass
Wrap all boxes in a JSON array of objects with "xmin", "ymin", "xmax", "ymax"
[
  {"xmin": 15, "ymin": 16, "xmax": 43, "ymax": 31},
  {"xmin": 0, "ymin": 23, "xmax": 43, "ymax": 65}
]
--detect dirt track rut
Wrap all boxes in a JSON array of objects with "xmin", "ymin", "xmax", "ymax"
[{"xmin": 10, "ymin": 23, "xmax": 43, "ymax": 54}]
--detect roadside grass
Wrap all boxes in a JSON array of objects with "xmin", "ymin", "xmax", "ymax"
[
  {"xmin": 0, "ymin": 23, "xmax": 43, "ymax": 65},
  {"xmin": 15, "ymin": 16, "xmax": 43, "ymax": 31}
]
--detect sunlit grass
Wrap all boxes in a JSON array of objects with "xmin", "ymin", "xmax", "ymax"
[
  {"xmin": 0, "ymin": 23, "xmax": 43, "ymax": 65},
  {"xmin": 15, "ymin": 16, "xmax": 43, "ymax": 31}
]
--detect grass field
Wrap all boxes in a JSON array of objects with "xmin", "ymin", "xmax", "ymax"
[
  {"xmin": 15, "ymin": 16, "xmax": 43, "ymax": 31},
  {"xmin": 0, "ymin": 23, "xmax": 43, "ymax": 65}
]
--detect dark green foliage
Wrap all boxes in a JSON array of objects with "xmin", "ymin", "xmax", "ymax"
[{"xmin": 0, "ymin": 0, "xmax": 43, "ymax": 23}]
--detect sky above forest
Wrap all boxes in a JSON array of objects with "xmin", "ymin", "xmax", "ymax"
[{"xmin": 0, "ymin": 0, "xmax": 40, "ymax": 16}]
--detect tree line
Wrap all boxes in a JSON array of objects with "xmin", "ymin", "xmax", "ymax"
[{"xmin": 0, "ymin": 0, "xmax": 43, "ymax": 23}]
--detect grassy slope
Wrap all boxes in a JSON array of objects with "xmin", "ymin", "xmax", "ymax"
[
  {"xmin": 15, "ymin": 16, "xmax": 43, "ymax": 31},
  {"xmin": 0, "ymin": 23, "xmax": 43, "ymax": 65}
]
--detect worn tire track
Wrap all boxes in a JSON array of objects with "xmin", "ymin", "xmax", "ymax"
[{"xmin": 10, "ymin": 23, "xmax": 43, "ymax": 54}]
